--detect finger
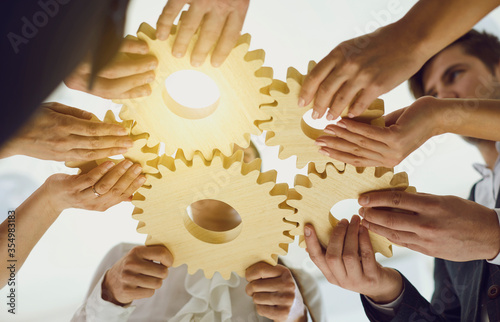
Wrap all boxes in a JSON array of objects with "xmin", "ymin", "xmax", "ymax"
[
  {"xmin": 358, "ymin": 191, "xmax": 429, "ymax": 213},
  {"xmin": 211, "ymin": 11, "xmax": 245, "ymax": 67},
  {"xmin": 121, "ymin": 175, "xmax": 147, "ymax": 201},
  {"xmin": 245, "ymin": 262, "xmax": 284, "ymax": 282},
  {"xmin": 255, "ymin": 305, "xmax": 289, "ymax": 320},
  {"xmin": 172, "ymin": 6, "xmax": 206, "ymax": 58},
  {"xmin": 98, "ymin": 54, "xmax": 158, "ymax": 79},
  {"xmin": 348, "ymin": 88, "xmax": 380, "ymax": 117},
  {"xmin": 303, "ymin": 224, "xmax": 337, "ymax": 284},
  {"xmin": 312, "ymin": 76, "xmax": 347, "ymax": 120},
  {"xmin": 360, "ymin": 206, "xmax": 420, "ymax": 232},
  {"xmin": 93, "ymin": 160, "xmax": 135, "ymax": 195},
  {"xmin": 131, "ymin": 274, "xmax": 164, "ymax": 290},
  {"xmin": 328, "ymin": 82, "xmax": 363, "ymax": 120},
  {"xmin": 124, "ymin": 287, "xmax": 155, "ymax": 300},
  {"xmin": 318, "ymin": 147, "xmax": 382, "ymax": 167},
  {"xmin": 66, "ymin": 147, "xmax": 129, "ymax": 162},
  {"xmin": 316, "ymin": 136, "xmax": 385, "ymax": 162},
  {"xmin": 246, "ymin": 276, "xmax": 291, "ymax": 295},
  {"xmin": 252, "ymin": 292, "xmax": 295, "ymax": 306},
  {"xmin": 45, "ymin": 103, "xmax": 93, "ymax": 120},
  {"xmin": 75, "ymin": 161, "xmax": 115, "ymax": 190},
  {"xmin": 383, "ymin": 108, "xmax": 406, "ymax": 126},
  {"xmin": 342, "ymin": 216, "xmax": 363, "ymax": 278},
  {"xmin": 119, "ymin": 84, "xmax": 153, "ymax": 99},
  {"xmin": 299, "ymin": 52, "xmax": 339, "ymax": 112},
  {"xmin": 136, "ymin": 245, "xmax": 174, "ymax": 267},
  {"xmin": 102, "ymin": 164, "xmax": 143, "ymax": 199},
  {"xmin": 90, "ymin": 70, "xmax": 156, "ymax": 98},
  {"xmin": 119, "ymin": 38, "xmax": 149, "ymax": 55},
  {"xmin": 358, "ymin": 225, "xmax": 378, "ymax": 276},
  {"xmin": 190, "ymin": 12, "xmax": 225, "ymax": 66},
  {"xmin": 67, "ymin": 117, "xmax": 129, "ymax": 137},
  {"xmin": 68, "ymin": 135, "xmax": 134, "ymax": 150},
  {"xmin": 325, "ymin": 219, "xmax": 349, "ymax": 280},
  {"xmin": 156, "ymin": 0, "xmax": 187, "ymax": 40},
  {"xmin": 361, "ymin": 219, "xmax": 419, "ymax": 247},
  {"xmin": 334, "ymin": 119, "xmax": 390, "ymax": 143}
]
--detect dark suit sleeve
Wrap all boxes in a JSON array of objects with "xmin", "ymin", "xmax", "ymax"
[{"xmin": 361, "ymin": 267, "xmax": 456, "ymax": 322}]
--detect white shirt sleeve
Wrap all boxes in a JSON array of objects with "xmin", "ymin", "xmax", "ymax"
[
  {"xmin": 363, "ymin": 285, "xmax": 405, "ymax": 317},
  {"xmin": 71, "ymin": 273, "xmax": 136, "ymax": 322},
  {"xmin": 71, "ymin": 243, "xmax": 139, "ymax": 322},
  {"xmin": 486, "ymin": 209, "xmax": 500, "ymax": 265}
]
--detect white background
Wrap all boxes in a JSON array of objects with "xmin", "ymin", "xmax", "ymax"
[{"xmin": 1, "ymin": 0, "xmax": 499, "ymax": 321}]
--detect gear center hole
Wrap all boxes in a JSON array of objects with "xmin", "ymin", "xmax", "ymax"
[
  {"xmin": 184, "ymin": 199, "xmax": 242, "ymax": 244},
  {"xmin": 301, "ymin": 109, "xmax": 340, "ymax": 140},
  {"xmin": 163, "ymin": 70, "xmax": 220, "ymax": 119},
  {"xmin": 329, "ymin": 198, "xmax": 361, "ymax": 225}
]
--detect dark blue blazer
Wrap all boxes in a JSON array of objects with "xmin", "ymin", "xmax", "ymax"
[{"xmin": 361, "ymin": 184, "xmax": 500, "ymax": 321}]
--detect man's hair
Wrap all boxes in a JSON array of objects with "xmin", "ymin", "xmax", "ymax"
[{"xmin": 408, "ymin": 30, "xmax": 500, "ymax": 98}]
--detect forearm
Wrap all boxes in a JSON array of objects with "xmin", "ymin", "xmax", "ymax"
[
  {"xmin": 0, "ymin": 185, "xmax": 60, "ymax": 288},
  {"xmin": 434, "ymin": 98, "xmax": 500, "ymax": 141},
  {"xmin": 397, "ymin": 0, "xmax": 500, "ymax": 60}
]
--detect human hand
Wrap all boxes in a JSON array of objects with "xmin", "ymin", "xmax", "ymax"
[
  {"xmin": 65, "ymin": 38, "xmax": 158, "ymax": 99},
  {"xmin": 315, "ymin": 96, "xmax": 442, "ymax": 167},
  {"xmin": 358, "ymin": 191, "xmax": 500, "ymax": 261},
  {"xmin": 44, "ymin": 160, "xmax": 146, "ymax": 213},
  {"xmin": 0, "ymin": 103, "xmax": 133, "ymax": 162},
  {"xmin": 299, "ymin": 24, "xmax": 426, "ymax": 120},
  {"xmin": 102, "ymin": 245, "xmax": 173, "ymax": 306},
  {"xmin": 156, "ymin": 0, "xmax": 250, "ymax": 67},
  {"xmin": 304, "ymin": 216, "xmax": 403, "ymax": 304},
  {"xmin": 246, "ymin": 262, "xmax": 306, "ymax": 322}
]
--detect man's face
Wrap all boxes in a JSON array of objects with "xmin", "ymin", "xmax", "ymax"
[{"xmin": 422, "ymin": 44, "xmax": 500, "ymax": 99}]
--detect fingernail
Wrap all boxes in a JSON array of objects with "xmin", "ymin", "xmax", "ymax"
[
  {"xmin": 348, "ymin": 113, "xmax": 355, "ymax": 118},
  {"xmin": 212, "ymin": 62, "xmax": 220, "ymax": 68},
  {"xmin": 123, "ymin": 139, "xmax": 134, "ymax": 147},
  {"xmin": 324, "ymin": 128, "xmax": 335, "ymax": 135},
  {"xmin": 146, "ymin": 76, "xmax": 155, "ymax": 83},
  {"xmin": 173, "ymin": 51, "xmax": 182, "ymax": 58},
  {"xmin": 191, "ymin": 61, "xmax": 201, "ymax": 67},
  {"xmin": 123, "ymin": 160, "xmax": 133, "ymax": 169},
  {"xmin": 298, "ymin": 98, "xmax": 305, "ymax": 107},
  {"xmin": 359, "ymin": 195, "xmax": 369, "ymax": 205},
  {"xmin": 118, "ymin": 148, "xmax": 129, "ymax": 154},
  {"xmin": 304, "ymin": 226, "xmax": 311, "ymax": 237},
  {"xmin": 362, "ymin": 220, "xmax": 369, "ymax": 229},
  {"xmin": 157, "ymin": 31, "xmax": 167, "ymax": 40},
  {"xmin": 359, "ymin": 207, "xmax": 365, "ymax": 217},
  {"xmin": 318, "ymin": 149, "xmax": 330, "ymax": 157},
  {"xmin": 326, "ymin": 113, "xmax": 334, "ymax": 121},
  {"xmin": 338, "ymin": 219, "xmax": 348, "ymax": 227},
  {"xmin": 118, "ymin": 128, "xmax": 128, "ymax": 135},
  {"xmin": 312, "ymin": 111, "xmax": 320, "ymax": 119},
  {"xmin": 139, "ymin": 176, "xmax": 147, "ymax": 184},
  {"xmin": 314, "ymin": 140, "xmax": 327, "ymax": 147},
  {"xmin": 351, "ymin": 215, "xmax": 360, "ymax": 224},
  {"xmin": 337, "ymin": 121, "xmax": 346, "ymax": 129},
  {"xmin": 149, "ymin": 63, "xmax": 157, "ymax": 70},
  {"xmin": 104, "ymin": 161, "xmax": 114, "ymax": 169},
  {"xmin": 133, "ymin": 165, "xmax": 143, "ymax": 174}
]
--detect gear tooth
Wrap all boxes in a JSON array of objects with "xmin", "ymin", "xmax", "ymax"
[
  {"xmin": 103, "ymin": 110, "xmax": 117, "ymax": 123},
  {"xmin": 235, "ymin": 33, "xmax": 251, "ymax": 53},
  {"xmin": 390, "ymin": 172, "xmax": 409, "ymax": 188},
  {"xmin": 136, "ymin": 221, "xmax": 147, "ymax": 234},
  {"xmin": 203, "ymin": 269, "xmax": 216, "ymax": 279},
  {"xmin": 307, "ymin": 60, "xmax": 317, "ymax": 73},
  {"xmin": 298, "ymin": 236, "xmax": 306, "ymax": 248},
  {"xmin": 406, "ymin": 185, "xmax": 417, "ymax": 193},
  {"xmin": 269, "ymin": 79, "xmax": 289, "ymax": 97},
  {"xmin": 137, "ymin": 22, "xmax": 156, "ymax": 40}
]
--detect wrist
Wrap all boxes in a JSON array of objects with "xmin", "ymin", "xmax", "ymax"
[
  {"xmin": 101, "ymin": 271, "xmax": 130, "ymax": 307},
  {"xmin": 486, "ymin": 209, "xmax": 500, "ymax": 261},
  {"xmin": 365, "ymin": 268, "xmax": 403, "ymax": 304}
]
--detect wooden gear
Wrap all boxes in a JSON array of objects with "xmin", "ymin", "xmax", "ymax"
[
  {"xmin": 114, "ymin": 23, "xmax": 274, "ymax": 161},
  {"xmin": 260, "ymin": 62, "xmax": 385, "ymax": 172},
  {"xmin": 287, "ymin": 163, "xmax": 416, "ymax": 257},
  {"xmin": 132, "ymin": 150, "xmax": 295, "ymax": 279}
]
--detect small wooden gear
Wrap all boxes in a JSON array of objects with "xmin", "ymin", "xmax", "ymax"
[
  {"xmin": 260, "ymin": 62, "xmax": 385, "ymax": 172},
  {"xmin": 287, "ymin": 163, "xmax": 415, "ymax": 257},
  {"xmin": 132, "ymin": 150, "xmax": 296, "ymax": 279},
  {"xmin": 115, "ymin": 23, "xmax": 274, "ymax": 161}
]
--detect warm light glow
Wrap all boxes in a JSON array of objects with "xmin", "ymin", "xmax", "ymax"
[{"xmin": 165, "ymin": 70, "xmax": 220, "ymax": 109}]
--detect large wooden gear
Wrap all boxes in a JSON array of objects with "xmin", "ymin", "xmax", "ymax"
[
  {"xmin": 132, "ymin": 150, "xmax": 295, "ymax": 279},
  {"xmin": 114, "ymin": 23, "xmax": 274, "ymax": 161},
  {"xmin": 287, "ymin": 163, "xmax": 416, "ymax": 257},
  {"xmin": 260, "ymin": 63, "xmax": 385, "ymax": 172}
]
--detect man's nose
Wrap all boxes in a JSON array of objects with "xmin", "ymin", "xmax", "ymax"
[{"xmin": 437, "ymin": 89, "xmax": 460, "ymax": 99}]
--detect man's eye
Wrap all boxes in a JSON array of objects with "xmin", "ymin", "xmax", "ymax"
[{"xmin": 449, "ymin": 69, "xmax": 464, "ymax": 82}]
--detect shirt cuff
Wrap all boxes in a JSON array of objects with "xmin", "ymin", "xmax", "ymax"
[
  {"xmin": 80, "ymin": 272, "xmax": 136, "ymax": 322},
  {"xmin": 363, "ymin": 285, "xmax": 405, "ymax": 316},
  {"xmin": 486, "ymin": 209, "xmax": 500, "ymax": 265}
]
